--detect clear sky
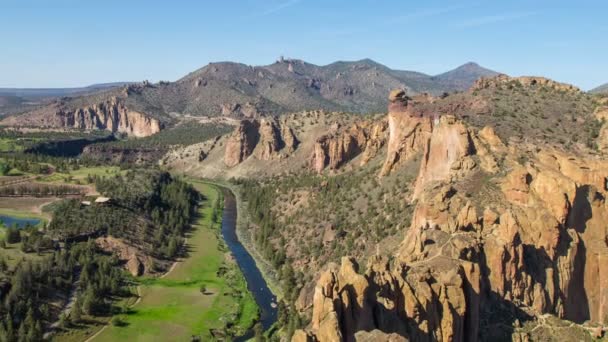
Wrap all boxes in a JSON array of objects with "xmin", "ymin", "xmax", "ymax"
[{"xmin": 1, "ymin": 0, "xmax": 606, "ymax": 90}]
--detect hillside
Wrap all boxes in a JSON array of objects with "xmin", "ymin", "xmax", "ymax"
[
  {"xmin": 0, "ymin": 59, "xmax": 498, "ymax": 135},
  {"xmin": 591, "ymin": 82, "xmax": 608, "ymax": 94}
]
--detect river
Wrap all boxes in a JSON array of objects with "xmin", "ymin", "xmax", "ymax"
[{"xmin": 219, "ymin": 188, "xmax": 278, "ymax": 341}]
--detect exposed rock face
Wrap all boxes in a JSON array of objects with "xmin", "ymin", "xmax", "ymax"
[
  {"xmin": 595, "ymin": 106, "xmax": 608, "ymax": 152},
  {"xmin": 224, "ymin": 120, "xmax": 260, "ymax": 167},
  {"xmin": 380, "ymin": 90, "xmax": 433, "ymax": 176},
  {"xmin": 253, "ymin": 118, "xmax": 298, "ymax": 160},
  {"xmin": 220, "ymin": 102, "xmax": 261, "ymax": 118},
  {"xmin": 224, "ymin": 118, "xmax": 298, "ymax": 167},
  {"xmin": 311, "ymin": 120, "xmax": 387, "ymax": 173},
  {"xmin": 296, "ymin": 256, "xmax": 469, "ymax": 342},
  {"xmin": 96, "ymin": 236, "xmax": 153, "ymax": 276},
  {"xmin": 1, "ymin": 98, "xmax": 161, "ymax": 137},
  {"xmin": 412, "ymin": 115, "xmax": 476, "ymax": 199}
]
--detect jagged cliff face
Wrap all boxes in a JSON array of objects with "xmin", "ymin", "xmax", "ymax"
[
  {"xmin": 1, "ymin": 97, "xmax": 161, "ymax": 137},
  {"xmin": 223, "ymin": 117, "xmax": 298, "ymax": 167},
  {"xmin": 310, "ymin": 120, "xmax": 387, "ymax": 173},
  {"xmin": 380, "ymin": 90, "xmax": 433, "ymax": 176},
  {"xmin": 294, "ymin": 87, "xmax": 608, "ymax": 341}
]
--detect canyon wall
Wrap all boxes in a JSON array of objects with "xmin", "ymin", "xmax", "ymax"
[
  {"xmin": 1, "ymin": 97, "xmax": 161, "ymax": 137},
  {"xmin": 295, "ymin": 89, "xmax": 608, "ymax": 341},
  {"xmin": 224, "ymin": 118, "xmax": 298, "ymax": 167}
]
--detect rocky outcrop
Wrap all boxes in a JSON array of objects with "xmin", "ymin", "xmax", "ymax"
[
  {"xmin": 253, "ymin": 118, "xmax": 298, "ymax": 160},
  {"xmin": 380, "ymin": 90, "xmax": 434, "ymax": 176},
  {"xmin": 412, "ymin": 115, "xmax": 476, "ymax": 199},
  {"xmin": 311, "ymin": 121, "xmax": 387, "ymax": 173},
  {"xmin": 1, "ymin": 97, "xmax": 161, "ymax": 137},
  {"xmin": 224, "ymin": 118, "xmax": 298, "ymax": 167},
  {"xmin": 295, "ymin": 256, "xmax": 470, "ymax": 342},
  {"xmin": 224, "ymin": 120, "xmax": 260, "ymax": 167},
  {"xmin": 96, "ymin": 236, "xmax": 154, "ymax": 276},
  {"xmin": 473, "ymin": 74, "xmax": 581, "ymax": 93},
  {"xmin": 594, "ymin": 106, "xmax": 608, "ymax": 152},
  {"xmin": 220, "ymin": 102, "xmax": 261, "ymax": 118}
]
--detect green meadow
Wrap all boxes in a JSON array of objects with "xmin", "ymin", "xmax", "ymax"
[{"xmin": 91, "ymin": 181, "xmax": 258, "ymax": 341}]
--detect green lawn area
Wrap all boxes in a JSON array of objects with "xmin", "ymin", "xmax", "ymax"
[
  {"xmin": 0, "ymin": 138, "xmax": 25, "ymax": 152},
  {"xmin": 90, "ymin": 181, "xmax": 258, "ymax": 342},
  {"xmin": 37, "ymin": 166, "xmax": 125, "ymax": 184}
]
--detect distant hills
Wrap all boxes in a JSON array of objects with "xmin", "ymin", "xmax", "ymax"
[
  {"xmin": 591, "ymin": 83, "xmax": 608, "ymax": 94},
  {"xmin": 0, "ymin": 82, "xmax": 134, "ymax": 98},
  {"xmin": 1, "ymin": 59, "xmax": 500, "ymax": 125},
  {"xmin": 151, "ymin": 58, "xmax": 500, "ymax": 116}
]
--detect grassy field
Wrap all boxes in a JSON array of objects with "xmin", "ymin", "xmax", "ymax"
[
  {"xmin": 37, "ymin": 166, "xmax": 125, "ymax": 184},
  {"xmin": 0, "ymin": 138, "xmax": 26, "ymax": 152},
  {"xmin": 90, "ymin": 181, "xmax": 258, "ymax": 341}
]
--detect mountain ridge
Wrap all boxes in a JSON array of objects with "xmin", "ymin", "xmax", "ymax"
[
  {"xmin": 591, "ymin": 82, "xmax": 608, "ymax": 94},
  {"xmin": 0, "ymin": 59, "xmax": 499, "ymax": 132}
]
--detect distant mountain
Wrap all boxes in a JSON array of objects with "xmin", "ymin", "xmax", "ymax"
[
  {"xmin": 590, "ymin": 83, "xmax": 608, "ymax": 94},
  {"xmin": 123, "ymin": 59, "xmax": 501, "ymax": 117},
  {"xmin": 0, "ymin": 82, "xmax": 134, "ymax": 98},
  {"xmin": 432, "ymin": 62, "xmax": 499, "ymax": 91},
  {"xmin": 1, "ymin": 59, "xmax": 500, "ymax": 131}
]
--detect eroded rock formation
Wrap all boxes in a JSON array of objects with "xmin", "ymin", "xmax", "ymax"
[
  {"xmin": 224, "ymin": 118, "xmax": 297, "ymax": 167},
  {"xmin": 311, "ymin": 120, "xmax": 387, "ymax": 173},
  {"xmin": 1, "ymin": 97, "xmax": 161, "ymax": 137},
  {"xmin": 224, "ymin": 120, "xmax": 260, "ymax": 167},
  {"xmin": 96, "ymin": 236, "xmax": 154, "ymax": 276},
  {"xmin": 380, "ymin": 90, "xmax": 434, "ymax": 176}
]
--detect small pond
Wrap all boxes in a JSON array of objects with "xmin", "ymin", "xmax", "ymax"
[{"xmin": 0, "ymin": 215, "xmax": 41, "ymax": 229}]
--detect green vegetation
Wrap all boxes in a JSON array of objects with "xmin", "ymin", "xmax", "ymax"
[
  {"xmin": 0, "ymin": 240, "xmax": 129, "ymax": 342},
  {"xmin": 232, "ymin": 161, "xmax": 417, "ymax": 339},
  {"xmin": 454, "ymin": 81, "xmax": 600, "ymax": 151},
  {"xmin": 96, "ymin": 122, "xmax": 233, "ymax": 149},
  {"xmin": 0, "ymin": 128, "xmax": 109, "ymax": 153},
  {"xmin": 93, "ymin": 181, "xmax": 258, "ymax": 341},
  {"xmin": 49, "ymin": 170, "xmax": 198, "ymax": 259}
]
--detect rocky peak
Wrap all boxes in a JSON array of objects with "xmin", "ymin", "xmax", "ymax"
[{"xmin": 380, "ymin": 89, "xmax": 434, "ymax": 176}]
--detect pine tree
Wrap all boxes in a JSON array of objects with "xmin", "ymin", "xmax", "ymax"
[{"xmin": 71, "ymin": 298, "xmax": 82, "ymax": 323}]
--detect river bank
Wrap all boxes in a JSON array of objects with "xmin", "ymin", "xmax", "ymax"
[{"xmin": 199, "ymin": 179, "xmax": 285, "ymax": 300}]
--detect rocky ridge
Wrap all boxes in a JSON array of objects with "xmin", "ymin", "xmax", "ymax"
[
  {"xmin": 473, "ymin": 74, "xmax": 581, "ymax": 93},
  {"xmin": 293, "ymin": 86, "xmax": 608, "ymax": 341}
]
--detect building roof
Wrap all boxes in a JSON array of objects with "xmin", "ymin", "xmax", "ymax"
[{"xmin": 94, "ymin": 197, "xmax": 111, "ymax": 203}]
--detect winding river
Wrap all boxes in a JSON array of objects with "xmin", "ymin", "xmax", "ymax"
[{"xmin": 219, "ymin": 188, "xmax": 278, "ymax": 341}]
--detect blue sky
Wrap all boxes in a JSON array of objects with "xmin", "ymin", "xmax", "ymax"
[{"xmin": 1, "ymin": 0, "xmax": 606, "ymax": 90}]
